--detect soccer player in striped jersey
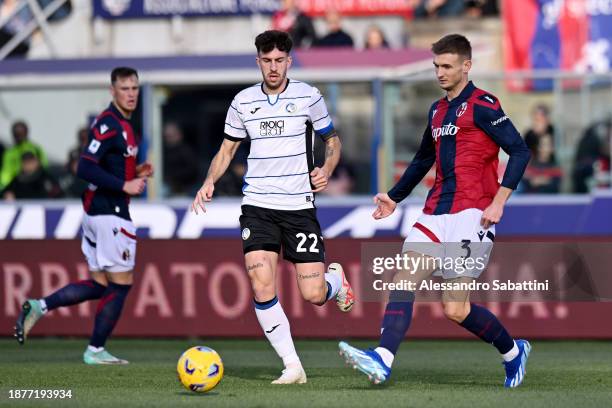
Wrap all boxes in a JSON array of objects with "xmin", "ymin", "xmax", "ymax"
[
  {"xmin": 15, "ymin": 67, "xmax": 153, "ymax": 365},
  {"xmin": 191, "ymin": 30, "xmax": 355, "ymax": 384},
  {"xmin": 339, "ymin": 34, "xmax": 533, "ymax": 388}
]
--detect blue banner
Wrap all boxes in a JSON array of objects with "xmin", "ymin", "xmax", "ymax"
[
  {"xmin": 93, "ymin": 0, "xmax": 279, "ymax": 19},
  {"xmin": 1, "ymin": 194, "xmax": 611, "ymax": 239}
]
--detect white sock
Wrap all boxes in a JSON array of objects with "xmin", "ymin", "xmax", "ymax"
[
  {"xmin": 502, "ymin": 341, "xmax": 519, "ymax": 362},
  {"xmin": 254, "ymin": 298, "xmax": 300, "ymax": 368},
  {"xmin": 38, "ymin": 299, "xmax": 48, "ymax": 314},
  {"xmin": 87, "ymin": 345, "xmax": 104, "ymax": 353},
  {"xmin": 374, "ymin": 347, "xmax": 394, "ymax": 368},
  {"xmin": 324, "ymin": 271, "xmax": 342, "ymax": 301}
]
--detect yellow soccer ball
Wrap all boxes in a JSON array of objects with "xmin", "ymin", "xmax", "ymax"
[{"xmin": 177, "ymin": 346, "xmax": 224, "ymax": 393}]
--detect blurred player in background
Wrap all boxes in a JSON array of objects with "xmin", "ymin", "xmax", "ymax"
[
  {"xmin": 191, "ymin": 30, "xmax": 355, "ymax": 384},
  {"xmin": 15, "ymin": 67, "xmax": 153, "ymax": 365},
  {"xmin": 339, "ymin": 34, "xmax": 532, "ymax": 388}
]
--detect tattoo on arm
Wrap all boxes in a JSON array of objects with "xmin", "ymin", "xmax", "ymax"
[{"xmin": 325, "ymin": 144, "xmax": 334, "ymax": 160}]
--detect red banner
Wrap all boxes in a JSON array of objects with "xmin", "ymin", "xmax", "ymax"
[
  {"xmin": 298, "ymin": 0, "xmax": 412, "ymax": 17},
  {"xmin": 1, "ymin": 239, "xmax": 612, "ymax": 339}
]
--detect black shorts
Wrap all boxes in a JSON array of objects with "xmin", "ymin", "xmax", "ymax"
[{"xmin": 239, "ymin": 205, "xmax": 325, "ymax": 263}]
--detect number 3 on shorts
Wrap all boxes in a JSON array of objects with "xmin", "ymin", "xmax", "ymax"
[{"xmin": 295, "ymin": 233, "xmax": 319, "ymax": 253}]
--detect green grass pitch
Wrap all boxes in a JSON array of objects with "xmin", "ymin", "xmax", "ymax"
[{"xmin": 1, "ymin": 339, "xmax": 611, "ymax": 408}]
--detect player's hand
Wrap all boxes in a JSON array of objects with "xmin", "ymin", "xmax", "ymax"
[
  {"xmin": 481, "ymin": 201, "xmax": 504, "ymax": 229},
  {"xmin": 123, "ymin": 178, "xmax": 146, "ymax": 196},
  {"xmin": 310, "ymin": 167, "xmax": 329, "ymax": 193},
  {"xmin": 136, "ymin": 162, "xmax": 154, "ymax": 178},
  {"xmin": 191, "ymin": 182, "xmax": 214, "ymax": 214},
  {"xmin": 372, "ymin": 193, "xmax": 397, "ymax": 219}
]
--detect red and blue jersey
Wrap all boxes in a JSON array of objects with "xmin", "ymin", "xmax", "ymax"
[
  {"xmin": 388, "ymin": 81, "xmax": 530, "ymax": 215},
  {"xmin": 78, "ymin": 103, "xmax": 139, "ymax": 221}
]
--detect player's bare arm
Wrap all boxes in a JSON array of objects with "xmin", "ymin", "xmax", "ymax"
[
  {"xmin": 136, "ymin": 162, "xmax": 154, "ymax": 178},
  {"xmin": 311, "ymin": 134, "xmax": 341, "ymax": 193},
  {"xmin": 372, "ymin": 193, "xmax": 397, "ymax": 220},
  {"xmin": 123, "ymin": 178, "xmax": 146, "ymax": 195},
  {"xmin": 481, "ymin": 186, "xmax": 513, "ymax": 229},
  {"xmin": 191, "ymin": 138, "xmax": 241, "ymax": 214}
]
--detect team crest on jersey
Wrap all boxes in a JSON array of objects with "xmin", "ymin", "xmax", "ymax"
[
  {"xmin": 242, "ymin": 228, "xmax": 251, "ymax": 240},
  {"xmin": 456, "ymin": 102, "xmax": 468, "ymax": 117},
  {"xmin": 286, "ymin": 103, "xmax": 297, "ymax": 113}
]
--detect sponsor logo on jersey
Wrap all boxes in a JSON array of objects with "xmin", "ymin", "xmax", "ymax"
[
  {"xmin": 88, "ymin": 139, "xmax": 101, "ymax": 154},
  {"xmin": 432, "ymin": 109, "xmax": 437, "ymax": 119},
  {"xmin": 456, "ymin": 102, "xmax": 468, "ymax": 117},
  {"xmin": 491, "ymin": 115, "xmax": 509, "ymax": 126},
  {"xmin": 250, "ymin": 107, "xmax": 261, "ymax": 114},
  {"xmin": 100, "ymin": 124, "xmax": 109, "ymax": 134},
  {"xmin": 431, "ymin": 123, "xmax": 460, "ymax": 141},
  {"xmin": 286, "ymin": 103, "xmax": 297, "ymax": 113},
  {"xmin": 122, "ymin": 131, "xmax": 128, "ymax": 140},
  {"xmin": 242, "ymin": 228, "xmax": 251, "ymax": 240},
  {"xmin": 123, "ymin": 145, "xmax": 139, "ymax": 158},
  {"xmin": 260, "ymin": 120, "xmax": 285, "ymax": 136}
]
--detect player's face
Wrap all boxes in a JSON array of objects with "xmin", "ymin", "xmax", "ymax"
[
  {"xmin": 111, "ymin": 75, "xmax": 139, "ymax": 116},
  {"xmin": 257, "ymin": 48, "xmax": 292, "ymax": 92},
  {"xmin": 433, "ymin": 53, "xmax": 471, "ymax": 92}
]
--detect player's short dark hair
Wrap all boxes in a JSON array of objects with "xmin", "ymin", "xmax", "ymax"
[
  {"xmin": 111, "ymin": 67, "xmax": 138, "ymax": 84},
  {"xmin": 255, "ymin": 30, "xmax": 293, "ymax": 55},
  {"xmin": 431, "ymin": 34, "xmax": 472, "ymax": 60}
]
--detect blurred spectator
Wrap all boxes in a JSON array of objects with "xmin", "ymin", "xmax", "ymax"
[
  {"xmin": 572, "ymin": 118, "xmax": 611, "ymax": 193},
  {"xmin": 162, "ymin": 122, "xmax": 200, "ymax": 196},
  {"xmin": 521, "ymin": 134, "xmax": 562, "ymax": 194},
  {"xmin": 315, "ymin": 10, "xmax": 354, "ymax": 48},
  {"xmin": 465, "ymin": 0, "xmax": 499, "ymax": 18},
  {"xmin": 2, "ymin": 151, "xmax": 62, "ymax": 200},
  {"xmin": 364, "ymin": 25, "xmax": 389, "ymax": 50},
  {"xmin": 67, "ymin": 126, "xmax": 88, "ymax": 160},
  {"xmin": 58, "ymin": 149, "xmax": 88, "ymax": 198},
  {"xmin": 215, "ymin": 144, "xmax": 249, "ymax": 197},
  {"xmin": 0, "ymin": 120, "xmax": 48, "ymax": 190},
  {"xmin": 319, "ymin": 162, "xmax": 355, "ymax": 196},
  {"xmin": 412, "ymin": 0, "xmax": 465, "ymax": 18},
  {"xmin": 271, "ymin": 0, "xmax": 316, "ymax": 48},
  {"xmin": 524, "ymin": 104, "xmax": 555, "ymax": 157},
  {"xmin": 0, "ymin": 139, "xmax": 5, "ymax": 170},
  {"xmin": 0, "ymin": 0, "xmax": 32, "ymax": 58}
]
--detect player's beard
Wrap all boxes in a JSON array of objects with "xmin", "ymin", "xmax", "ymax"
[{"xmin": 263, "ymin": 71, "xmax": 286, "ymax": 92}]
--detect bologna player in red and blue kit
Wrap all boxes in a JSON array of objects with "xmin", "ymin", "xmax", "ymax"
[
  {"xmin": 339, "ymin": 34, "xmax": 533, "ymax": 388},
  {"xmin": 15, "ymin": 67, "xmax": 153, "ymax": 365}
]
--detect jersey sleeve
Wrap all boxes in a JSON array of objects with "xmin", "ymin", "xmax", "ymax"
[
  {"xmin": 388, "ymin": 124, "xmax": 436, "ymax": 203},
  {"xmin": 224, "ymin": 98, "xmax": 247, "ymax": 141},
  {"xmin": 308, "ymin": 87, "xmax": 336, "ymax": 140},
  {"xmin": 81, "ymin": 117, "xmax": 120, "ymax": 163},
  {"xmin": 473, "ymin": 97, "xmax": 531, "ymax": 190}
]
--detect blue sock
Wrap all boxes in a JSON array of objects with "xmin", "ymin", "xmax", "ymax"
[
  {"xmin": 459, "ymin": 303, "xmax": 514, "ymax": 354},
  {"xmin": 379, "ymin": 290, "xmax": 415, "ymax": 355},
  {"xmin": 44, "ymin": 279, "xmax": 106, "ymax": 311},
  {"xmin": 325, "ymin": 282, "xmax": 333, "ymax": 301},
  {"xmin": 90, "ymin": 282, "xmax": 132, "ymax": 348}
]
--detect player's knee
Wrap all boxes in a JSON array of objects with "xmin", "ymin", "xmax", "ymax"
[
  {"xmin": 443, "ymin": 302, "xmax": 469, "ymax": 323},
  {"xmin": 303, "ymin": 285, "xmax": 327, "ymax": 306}
]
